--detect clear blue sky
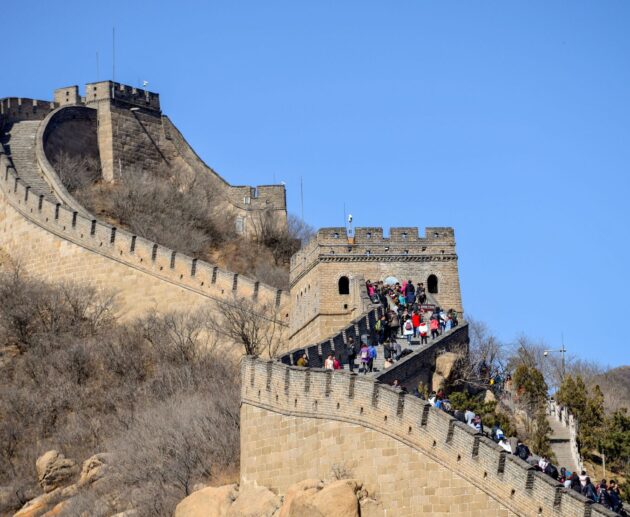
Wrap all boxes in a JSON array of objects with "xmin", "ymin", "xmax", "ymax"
[{"xmin": 4, "ymin": 1, "xmax": 629, "ymax": 366}]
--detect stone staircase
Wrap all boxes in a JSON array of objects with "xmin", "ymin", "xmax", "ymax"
[
  {"xmin": 548, "ymin": 415, "xmax": 578, "ymax": 473},
  {"xmin": 349, "ymin": 331, "xmax": 450, "ymax": 375},
  {"xmin": 1, "ymin": 120, "xmax": 59, "ymax": 202}
]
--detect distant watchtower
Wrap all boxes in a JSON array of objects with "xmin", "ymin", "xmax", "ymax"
[{"xmin": 289, "ymin": 227, "xmax": 463, "ymax": 347}]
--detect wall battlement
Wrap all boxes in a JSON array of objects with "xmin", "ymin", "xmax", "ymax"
[
  {"xmin": 0, "ymin": 149, "xmax": 289, "ymax": 321},
  {"xmin": 241, "ymin": 356, "xmax": 616, "ymax": 517},
  {"xmin": 0, "ymin": 97, "xmax": 56, "ymax": 126},
  {"xmin": 291, "ymin": 227, "xmax": 457, "ymax": 279}
]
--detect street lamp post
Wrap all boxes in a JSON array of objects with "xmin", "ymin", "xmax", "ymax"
[{"xmin": 543, "ymin": 346, "xmax": 567, "ymax": 381}]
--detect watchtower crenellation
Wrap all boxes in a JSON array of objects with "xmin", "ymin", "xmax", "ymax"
[{"xmin": 83, "ymin": 81, "xmax": 161, "ymax": 112}]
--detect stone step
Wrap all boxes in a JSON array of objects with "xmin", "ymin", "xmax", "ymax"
[{"xmin": 1, "ymin": 120, "xmax": 59, "ymax": 203}]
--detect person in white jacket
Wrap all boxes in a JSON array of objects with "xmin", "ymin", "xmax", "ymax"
[
  {"xmin": 402, "ymin": 316, "xmax": 414, "ymax": 343},
  {"xmin": 418, "ymin": 321, "xmax": 429, "ymax": 345}
]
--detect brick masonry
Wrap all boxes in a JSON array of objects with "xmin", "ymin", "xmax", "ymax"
[
  {"xmin": 0, "ymin": 148, "xmax": 290, "ymax": 322},
  {"xmin": 241, "ymin": 357, "xmax": 617, "ymax": 517}
]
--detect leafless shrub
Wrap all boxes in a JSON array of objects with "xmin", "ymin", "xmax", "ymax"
[
  {"xmin": 254, "ymin": 261, "xmax": 289, "ymax": 291},
  {"xmin": 330, "ymin": 462, "xmax": 354, "ymax": 481},
  {"xmin": 107, "ymin": 392, "xmax": 239, "ymax": 515},
  {"xmin": 0, "ymin": 274, "xmax": 240, "ymax": 516},
  {"xmin": 0, "ymin": 270, "xmax": 116, "ymax": 352},
  {"xmin": 250, "ymin": 211, "xmax": 314, "ymax": 267},
  {"xmin": 206, "ymin": 295, "xmax": 284, "ymax": 358},
  {"xmin": 50, "ymin": 150, "xmax": 101, "ymax": 193},
  {"xmin": 449, "ymin": 317, "xmax": 506, "ymax": 390}
]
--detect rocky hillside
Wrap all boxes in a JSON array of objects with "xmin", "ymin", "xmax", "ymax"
[{"xmin": 0, "ymin": 271, "xmax": 240, "ymax": 516}]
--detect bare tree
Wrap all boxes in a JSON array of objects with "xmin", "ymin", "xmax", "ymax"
[
  {"xmin": 50, "ymin": 150, "xmax": 101, "ymax": 193},
  {"xmin": 206, "ymin": 295, "xmax": 285, "ymax": 358},
  {"xmin": 449, "ymin": 317, "xmax": 506, "ymax": 390},
  {"xmin": 250, "ymin": 211, "xmax": 314, "ymax": 266}
]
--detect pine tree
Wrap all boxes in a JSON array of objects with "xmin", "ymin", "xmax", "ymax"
[{"xmin": 579, "ymin": 384, "xmax": 605, "ymax": 453}]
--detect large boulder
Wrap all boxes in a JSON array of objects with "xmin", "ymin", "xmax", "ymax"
[
  {"xmin": 175, "ymin": 484, "xmax": 237, "ymax": 517},
  {"xmin": 78, "ymin": 453, "xmax": 113, "ymax": 488},
  {"xmin": 226, "ymin": 484, "xmax": 281, "ymax": 517},
  {"xmin": 432, "ymin": 352, "xmax": 462, "ymax": 390},
  {"xmin": 483, "ymin": 389, "xmax": 496, "ymax": 403},
  {"xmin": 278, "ymin": 479, "xmax": 322, "ymax": 517},
  {"xmin": 13, "ymin": 487, "xmax": 71, "ymax": 517},
  {"xmin": 36, "ymin": 451, "xmax": 78, "ymax": 493},
  {"xmin": 283, "ymin": 479, "xmax": 360, "ymax": 517}
]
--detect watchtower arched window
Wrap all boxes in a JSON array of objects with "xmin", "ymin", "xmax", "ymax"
[
  {"xmin": 338, "ymin": 276, "xmax": 350, "ymax": 295},
  {"xmin": 427, "ymin": 274, "xmax": 438, "ymax": 294}
]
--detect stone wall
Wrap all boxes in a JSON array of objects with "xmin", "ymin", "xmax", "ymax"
[
  {"xmin": 0, "ymin": 98, "xmax": 55, "ymax": 129},
  {"xmin": 5, "ymin": 81, "xmax": 289, "ymax": 237},
  {"xmin": 374, "ymin": 324, "xmax": 469, "ymax": 389},
  {"xmin": 241, "ymin": 357, "xmax": 617, "ymax": 517},
  {"xmin": 0, "ymin": 149, "xmax": 289, "ymax": 321}
]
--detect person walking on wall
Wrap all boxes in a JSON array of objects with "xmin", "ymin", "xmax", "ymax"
[
  {"xmin": 430, "ymin": 317, "xmax": 440, "ymax": 340},
  {"xmin": 368, "ymin": 342, "xmax": 377, "ymax": 372},
  {"xmin": 403, "ymin": 316, "xmax": 414, "ymax": 343},
  {"xmin": 419, "ymin": 320, "xmax": 429, "ymax": 345},
  {"xmin": 346, "ymin": 336, "xmax": 357, "ymax": 372},
  {"xmin": 411, "ymin": 309, "xmax": 421, "ymax": 338},
  {"xmin": 388, "ymin": 310, "xmax": 400, "ymax": 341},
  {"xmin": 582, "ymin": 477, "xmax": 597, "ymax": 502},
  {"xmin": 359, "ymin": 343, "xmax": 370, "ymax": 374}
]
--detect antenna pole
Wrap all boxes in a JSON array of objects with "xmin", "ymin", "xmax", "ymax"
[
  {"xmin": 300, "ymin": 176, "xmax": 304, "ymax": 221},
  {"xmin": 561, "ymin": 333, "xmax": 566, "ymax": 381},
  {"xmin": 112, "ymin": 27, "xmax": 116, "ymax": 82}
]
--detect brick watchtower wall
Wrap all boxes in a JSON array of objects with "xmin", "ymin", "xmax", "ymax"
[
  {"xmin": 241, "ymin": 357, "xmax": 616, "ymax": 517},
  {"xmin": 289, "ymin": 227, "xmax": 463, "ymax": 347},
  {"xmin": 83, "ymin": 81, "xmax": 170, "ymax": 182}
]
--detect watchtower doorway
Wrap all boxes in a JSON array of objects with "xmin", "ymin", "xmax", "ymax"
[
  {"xmin": 427, "ymin": 274, "xmax": 438, "ymax": 294},
  {"xmin": 338, "ymin": 276, "xmax": 350, "ymax": 295}
]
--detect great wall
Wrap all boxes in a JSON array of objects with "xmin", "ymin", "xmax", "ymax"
[
  {"xmin": 0, "ymin": 84, "xmax": 289, "ymax": 321},
  {"xmin": 0, "ymin": 82, "xmax": 616, "ymax": 516}
]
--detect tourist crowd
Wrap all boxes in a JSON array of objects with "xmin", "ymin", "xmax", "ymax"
[
  {"xmin": 293, "ymin": 278, "xmax": 626, "ymax": 513},
  {"xmin": 419, "ymin": 389, "xmax": 626, "ymax": 514}
]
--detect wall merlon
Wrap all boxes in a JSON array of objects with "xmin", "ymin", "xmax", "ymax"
[{"xmin": 53, "ymin": 86, "xmax": 80, "ymax": 106}]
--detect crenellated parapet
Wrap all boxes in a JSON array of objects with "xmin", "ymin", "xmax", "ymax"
[
  {"xmin": 0, "ymin": 148, "xmax": 289, "ymax": 321},
  {"xmin": 241, "ymin": 355, "xmax": 617, "ymax": 517},
  {"xmin": 0, "ymin": 97, "xmax": 56, "ymax": 129},
  {"xmin": 83, "ymin": 81, "xmax": 161, "ymax": 112}
]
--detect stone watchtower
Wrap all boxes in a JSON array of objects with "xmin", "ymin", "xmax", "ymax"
[{"xmin": 289, "ymin": 227, "xmax": 463, "ymax": 347}]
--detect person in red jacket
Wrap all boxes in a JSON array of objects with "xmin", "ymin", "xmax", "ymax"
[
  {"xmin": 411, "ymin": 310, "xmax": 421, "ymax": 339},
  {"xmin": 333, "ymin": 356, "xmax": 341, "ymax": 370},
  {"xmin": 430, "ymin": 317, "xmax": 440, "ymax": 339}
]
